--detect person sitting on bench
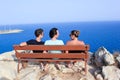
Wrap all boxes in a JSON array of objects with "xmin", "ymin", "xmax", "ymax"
[
  {"xmin": 44, "ymin": 27, "xmax": 64, "ymax": 53},
  {"xmin": 66, "ymin": 30, "xmax": 85, "ymax": 52},
  {"xmin": 19, "ymin": 28, "xmax": 44, "ymax": 68},
  {"xmin": 44, "ymin": 27, "xmax": 64, "ymax": 70},
  {"xmin": 20, "ymin": 28, "xmax": 44, "ymax": 53},
  {"xmin": 66, "ymin": 30, "xmax": 85, "ymax": 67}
]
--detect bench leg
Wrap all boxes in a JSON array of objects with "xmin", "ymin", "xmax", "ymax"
[
  {"xmin": 85, "ymin": 59, "xmax": 87, "ymax": 75},
  {"xmin": 18, "ymin": 60, "xmax": 20, "ymax": 73}
]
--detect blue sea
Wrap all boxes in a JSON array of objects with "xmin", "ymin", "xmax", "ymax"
[{"xmin": 0, "ymin": 21, "xmax": 120, "ymax": 54}]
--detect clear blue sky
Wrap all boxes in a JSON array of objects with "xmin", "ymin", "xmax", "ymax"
[{"xmin": 0, "ymin": 0, "xmax": 120, "ymax": 25}]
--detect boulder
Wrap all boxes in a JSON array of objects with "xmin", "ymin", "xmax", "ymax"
[
  {"xmin": 88, "ymin": 52, "xmax": 94, "ymax": 65},
  {"xmin": 103, "ymin": 53, "xmax": 115, "ymax": 65},
  {"xmin": 96, "ymin": 74, "xmax": 103, "ymax": 80},
  {"xmin": 116, "ymin": 55, "xmax": 120, "ymax": 67},
  {"xmin": 102, "ymin": 66, "xmax": 120, "ymax": 80},
  {"xmin": 94, "ymin": 47, "xmax": 115, "ymax": 67}
]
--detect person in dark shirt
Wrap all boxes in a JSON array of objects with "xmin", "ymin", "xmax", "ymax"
[
  {"xmin": 20, "ymin": 28, "xmax": 44, "ymax": 53},
  {"xmin": 20, "ymin": 28, "xmax": 45, "ymax": 69}
]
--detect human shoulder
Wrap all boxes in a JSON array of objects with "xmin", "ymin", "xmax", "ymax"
[
  {"xmin": 45, "ymin": 40, "xmax": 52, "ymax": 43},
  {"xmin": 56, "ymin": 40, "xmax": 63, "ymax": 42},
  {"xmin": 56, "ymin": 40, "xmax": 64, "ymax": 44},
  {"xmin": 20, "ymin": 39, "xmax": 34, "ymax": 46},
  {"xmin": 45, "ymin": 40, "xmax": 52, "ymax": 45},
  {"xmin": 66, "ymin": 40, "xmax": 73, "ymax": 45},
  {"xmin": 27, "ymin": 39, "xmax": 44, "ymax": 45},
  {"xmin": 27, "ymin": 39, "xmax": 36, "ymax": 42},
  {"xmin": 26, "ymin": 39, "xmax": 35, "ymax": 44},
  {"xmin": 78, "ymin": 40, "xmax": 85, "ymax": 45}
]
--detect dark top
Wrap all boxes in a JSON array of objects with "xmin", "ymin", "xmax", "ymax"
[
  {"xmin": 26, "ymin": 39, "xmax": 44, "ymax": 53},
  {"xmin": 69, "ymin": 50, "xmax": 85, "ymax": 53}
]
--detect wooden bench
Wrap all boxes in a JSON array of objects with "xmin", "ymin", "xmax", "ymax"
[{"xmin": 13, "ymin": 45, "xmax": 89, "ymax": 74}]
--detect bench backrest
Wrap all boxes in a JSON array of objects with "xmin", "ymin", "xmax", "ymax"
[{"xmin": 13, "ymin": 45, "xmax": 89, "ymax": 59}]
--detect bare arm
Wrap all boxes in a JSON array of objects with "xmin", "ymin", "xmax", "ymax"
[
  {"xmin": 43, "ymin": 50, "xmax": 47, "ymax": 53},
  {"xmin": 20, "ymin": 42, "xmax": 27, "ymax": 46},
  {"xmin": 81, "ymin": 41, "xmax": 85, "ymax": 45},
  {"xmin": 66, "ymin": 41, "xmax": 70, "ymax": 53}
]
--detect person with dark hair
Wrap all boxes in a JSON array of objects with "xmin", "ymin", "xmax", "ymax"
[
  {"xmin": 20, "ymin": 28, "xmax": 44, "ymax": 53},
  {"xmin": 44, "ymin": 28, "xmax": 64, "ymax": 71},
  {"xmin": 44, "ymin": 27, "xmax": 64, "ymax": 53},
  {"xmin": 66, "ymin": 30, "xmax": 85, "ymax": 68},
  {"xmin": 19, "ymin": 28, "xmax": 44, "ymax": 69},
  {"xmin": 66, "ymin": 30, "xmax": 84, "ymax": 46}
]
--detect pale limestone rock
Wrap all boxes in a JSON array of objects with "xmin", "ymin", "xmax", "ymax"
[
  {"xmin": 116, "ymin": 55, "xmax": 120, "ymax": 65},
  {"xmin": 88, "ymin": 52, "xmax": 94, "ymax": 65},
  {"xmin": 0, "ymin": 61, "xmax": 17, "ymax": 76},
  {"xmin": 1, "ymin": 47, "xmax": 119, "ymax": 80},
  {"xmin": 80, "ymin": 71, "xmax": 86, "ymax": 75},
  {"xmin": 72, "ymin": 61, "xmax": 85, "ymax": 72},
  {"xmin": 79, "ymin": 77, "xmax": 88, "ymax": 80},
  {"xmin": 53, "ymin": 76, "xmax": 63, "ymax": 80},
  {"xmin": 96, "ymin": 74, "xmax": 103, "ymax": 80},
  {"xmin": 0, "ymin": 51, "xmax": 17, "ymax": 61},
  {"xmin": 61, "ymin": 68, "xmax": 74, "ymax": 73},
  {"xmin": 72, "ymin": 66, "xmax": 82, "ymax": 72},
  {"xmin": 17, "ymin": 66, "xmax": 41, "ymax": 80},
  {"xmin": 74, "ymin": 61, "xmax": 85, "ymax": 69},
  {"xmin": 0, "ymin": 51, "xmax": 17, "ymax": 80},
  {"xmin": 95, "ymin": 47, "xmax": 115, "ymax": 67},
  {"xmin": 79, "ymin": 72, "xmax": 95, "ymax": 80},
  {"xmin": 0, "ymin": 77, "xmax": 10, "ymax": 80},
  {"xmin": 104, "ymin": 53, "xmax": 115, "ymax": 65},
  {"xmin": 102, "ymin": 66, "xmax": 120, "ymax": 80},
  {"xmin": 55, "ymin": 64, "xmax": 66, "ymax": 71},
  {"xmin": 47, "ymin": 64, "xmax": 58, "ymax": 75},
  {"xmin": 94, "ymin": 70, "xmax": 101, "ymax": 76},
  {"xmin": 40, "ymin": 74, "xmax": 52, "ymax": 80},
  {"xmin": 94, "ymin": 47, "xmax": 106, "ymax": 67}
]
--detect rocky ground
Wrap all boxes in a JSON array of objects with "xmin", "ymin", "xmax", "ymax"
[{"xmin": 0, "ymin": 47, "xmax": 120, "ymax": 80}]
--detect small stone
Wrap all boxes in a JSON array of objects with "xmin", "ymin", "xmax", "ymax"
[{"xmin": 96, "ymin": 74, "xmax": 103, "ymax": 80}]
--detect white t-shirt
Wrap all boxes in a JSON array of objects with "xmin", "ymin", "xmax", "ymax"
[{"xmin": 45, "ymin": 40, "xmax": 64, "ymax": 53}]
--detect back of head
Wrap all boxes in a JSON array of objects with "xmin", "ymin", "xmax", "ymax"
[
  {"xmin": 34, "ymin": 28, "xmax": 43, "ymax": 37},
  {"xmin": 70, "ymin": 30, "xmax": 80, "ymax": 37},
  {"xmin": 49, "ymin": 28, "xmax": 58, "ymax": 38}
]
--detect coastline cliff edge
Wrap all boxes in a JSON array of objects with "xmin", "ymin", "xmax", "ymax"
[{"xmin": 0, "ymin": 47, "xmax": 120, "ymax": 80}]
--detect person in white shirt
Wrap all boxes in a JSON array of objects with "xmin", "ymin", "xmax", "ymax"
[
  {"xmin": 44, "ymin": 27, "xmax": 64, "ymax": 53},
  {"xmin": 44, "ymin": 28, "xmax": 64, "ymax": 71}
]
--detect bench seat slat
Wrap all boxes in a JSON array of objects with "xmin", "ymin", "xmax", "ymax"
[
  {"xmin": 16, "ymin": 53, "xmax": 86, "ymax": 59},
  {"xmin": 19, "ymin": 59, "xmax": 84, "ymax": 62},
  {"xmin": 14, "ymin": 45, "xmax": 89, "ymax": 50}
]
